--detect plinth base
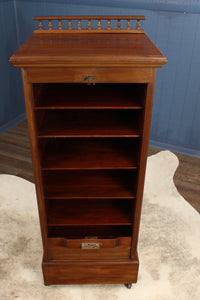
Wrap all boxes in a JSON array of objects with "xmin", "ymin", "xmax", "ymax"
[{"xmin": 42, "ymin": 259, "xmax": 139, "ymax": 285}]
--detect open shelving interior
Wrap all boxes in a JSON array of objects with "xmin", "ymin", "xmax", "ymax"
[
  {"xmin": 42, "ymin": 169, "xmax": 137, "ymax": 199},
  {"xmin": 36, "ymin": 109, "xmax": 142, "ymax": 138},
  {"xmin": 34, "ymin": 83, "xmax": 145, "ymax": 109},
  {"xmin": 48, "ymin": 225, "xmax": 133, "ymax": 238},
  {"xmin": 47, "ymin": 198, "xmax": 133, "ymax": 226},
  {"xmin": 40, "ymin": 138, "xmax": 140, "ymax": 170},
  {"xmin": 33, "ymin": 82, "xmax": 145, "ymax": 240}
]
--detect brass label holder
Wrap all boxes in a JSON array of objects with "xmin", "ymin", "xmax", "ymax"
[{"xmin": 80, "ymin": 242, "xmax": 102, "ymax": 249}]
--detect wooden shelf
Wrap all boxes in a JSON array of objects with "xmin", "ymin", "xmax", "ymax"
[
  {"xmin": 38, "ymin": 110, "xmax": 141, "ymax": 137},
  {"xmin": 34, "ymin": 83, "xmax": 143, "ymax": 109},
  {"xmin": 47, "ymin": 199, "xmax": 133, "ymax": 226},
  {"xmin": 48, "ymin": 225, "xmax": 132, "ymax": 238},
  {"xmin": 41, "ymin": 138, "xmax": 140, "ymax": 170},
  {"xmin": 43, "ymin": 170, "xmax": 136, "ymax": 199}
]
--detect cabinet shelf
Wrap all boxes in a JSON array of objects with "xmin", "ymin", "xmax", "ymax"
[
  {"xmin": 47, "ymin": 199, "xmax": 133, "ymax": 226},
  {"xmin": 37, "ymin": 110, "xmax": 141, "ymax": 138},
  {"xmin": 34, "ymin": 83, "xmax": 144, "ymax": 110},
  {"xmin": 43, "ymin": 170, "xmax": 137, "ymax": 199},
  {"xmin": 48, "ymin": 225, "xmax": 132, "ymax": 238},
  {"xmin": 41, "ymin": 138, "xmax": 140, "ymax": 170}
]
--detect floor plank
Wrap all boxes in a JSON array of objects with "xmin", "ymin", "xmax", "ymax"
[{"xmin": 0, "ymin": 120, "xmax": 199, "ymax": 213}]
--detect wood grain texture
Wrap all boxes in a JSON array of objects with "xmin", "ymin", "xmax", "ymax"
[
  {"xmin": 43, "ymin": 170, "xmax": 137, "ymax": 199},
  {"xmin": 131, "ymin": 70, "xmax": 156, "ymax": 260},
  {"xmin": 33, "ymin": 15, "xmax": 146, "ymax": 20},
  {"xmin": 41, "ymin": 138, "xmax": 139, "ymax": 170},
  {"xmin": 42, "ymin": 259, "xmax": 139, "ymax": 285},
  {"xmin": 21, "ymin": 70, "xmax": 49, "ymax": 261},
  {"xmin": 48, "ymin": 237, "xmax": 131, "ymax": 260},
  {"xmin": 53, "ymin": 236, "xmax": 131, "ymax": 248},
  {"xmin": 37, "ymin": 110, "xmax": 141, "ymax": 138},
  {"xmin": 47, "ymin": 199, "xmax": 133, "ymax": 226},
  {"xmin": 0, "ymin": 122, "xmax": 33, "ymax": 181},
  {"xmin": 8, "ymin": 23, "xmax": 167, "ymax": 285},
  {"xmin": 48, "ymin": 225, "xmax": 132, "ymax": 238},
  {"xmin": 34, "ymin": 83, "xmax": 144, "ymax": 109},
  {"xmin": 1, "ymin": 121, "xmax": 198, "ymax": 213},
  {"xmin": 26, "ymin": 67, "xmax": 155, "ymax": 83},
  {"xmin": 9, "ymin": 33, "xmax": 167, "ymax": 68},
  {"xmin": 34, "ymin": 29, "xmax": 145, "ymax": 34}
]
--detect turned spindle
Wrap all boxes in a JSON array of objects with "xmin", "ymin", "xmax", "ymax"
[
  {"xmin": 78, "ymin": 19, "xmax": 81, "ymax": 30},
  {"xmin": 88, "ymin": 19, "xmax": 91, "ymax": 30},
  {"xmin": 117, "ymin": 19, "xmax": 120, "ymax": 30},
  {"xmin": 68, "ymin": 20, "xmax": 72, "ymax": 30},
  {"xmin": 98, "ymin": 19, "xmax": 101, "ymax": 30},
  {"xmin": 58, "ymin": 20, "xmax": 62, "ymax": 30},
  {"xmin": 39, "ymin": 20, "xmax": 43, "ymax": 30},
  {"xmin": 136, "ymin": 19, "xmax": 140, "ymax": 30},
  {"xmin": 107, "ymin": 19, "xmax": 111, "ymax": 30},
  {"xmin": 48, "ymin": 19, "xmax": 52, "ymax": 30}
]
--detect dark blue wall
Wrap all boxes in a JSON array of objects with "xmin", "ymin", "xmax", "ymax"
[
  {"xmin": 1, "ymin": 1, "xmax": 200, "ymax": 157},
  {"xmin": 0, "ymin": 0, "xmax": 26, "ymax": 133}
]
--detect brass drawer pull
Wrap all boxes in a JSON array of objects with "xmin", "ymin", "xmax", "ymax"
[{"xmin": 80, "ymin": 242, "xmax": 102, "ymax": 249}]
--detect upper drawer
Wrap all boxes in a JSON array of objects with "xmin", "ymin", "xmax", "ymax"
[{"xmin": 25, "ymin": 67, "xmax": 154, "ymax": 83}]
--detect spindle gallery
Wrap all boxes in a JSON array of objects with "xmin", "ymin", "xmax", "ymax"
[{"xmin": 33, "ymin": 16, "xmax": 146, "ymax": 33}]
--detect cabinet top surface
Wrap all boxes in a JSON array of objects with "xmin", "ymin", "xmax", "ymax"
[{"xmin": 10, "ymin": 32, "xmax": 167, "ymax": 68}]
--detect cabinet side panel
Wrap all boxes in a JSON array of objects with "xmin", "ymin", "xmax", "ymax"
[
  {"xmin": 21, "ymin": 68, "xmax": 48, "ymax": 260},
  {"xmin": 131, "ymin": 69, "xmax": 156, "ymax": 259}
]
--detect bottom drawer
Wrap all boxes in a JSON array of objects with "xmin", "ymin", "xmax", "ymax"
[
  {"xmin": 43, "ymin": 258, "xmax": 139, "ymax": 285},
  {"xmin": 48, "ymin": 237, "xmax": 131, "ymax": 260}
]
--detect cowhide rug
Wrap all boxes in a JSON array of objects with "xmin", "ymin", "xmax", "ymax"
[{"xmin": 0, "ymin": 151, "xmax": 200, "ymax": 300}]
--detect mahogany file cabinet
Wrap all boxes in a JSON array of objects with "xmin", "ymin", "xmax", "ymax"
[{"xmin": 10, "ymin": 16, "xmax": 167, "ymax": 287}]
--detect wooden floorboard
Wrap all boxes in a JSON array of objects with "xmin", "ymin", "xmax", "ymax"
[
  {"xmin": 148, "ymin": 147, "xmax": 200, "ymax": 213},
  {"xmin": 0, "ymin": 120, "xmax": 199, "ymax": 213},
  {"xmin": 0, "ymin": 120, "xmax": 33, "ymax": 182}
]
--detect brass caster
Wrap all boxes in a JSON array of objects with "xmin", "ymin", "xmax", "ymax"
[{"xmin": 125, "ymin": 283, "xmax": 132, "ymax": 289}]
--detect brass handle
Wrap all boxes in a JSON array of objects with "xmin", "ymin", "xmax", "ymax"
[
  {"xmin": 83, "ymin": 75, "xmax": 96, "ymax": 82},
  {"xmin": 80, "ymin": 242, "xmax": 102, "ymax": 249}
]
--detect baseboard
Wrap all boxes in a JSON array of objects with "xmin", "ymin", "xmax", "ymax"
[
  {"xmin": 149, "ymin": 139, "xmax": 200, "ymax": 158},
  {"xmin": 0, "ymin": 112, "xmax": 26, "ymax": 135}
]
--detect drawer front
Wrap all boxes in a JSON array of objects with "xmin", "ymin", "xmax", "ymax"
[
  {"xmin": 43, "ymin": 259, "xmax": 139, "ymax": 285},
  {"xmin": 25, "ymin": 67, "xmax": 154, "ymax": 83},
  {"xmin": 48, "ymin": 237, "xmax": 131, "ymax": 260}
]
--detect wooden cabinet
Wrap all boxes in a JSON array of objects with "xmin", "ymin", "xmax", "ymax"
[{"xmin": 10, "ymin": 16, "xmax": 167, "ymax": 287}]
